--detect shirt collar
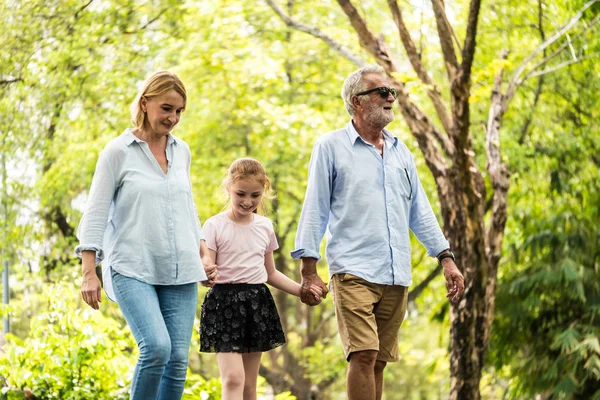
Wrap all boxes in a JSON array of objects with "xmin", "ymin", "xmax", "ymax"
[
  {"xmin": 123, "ymin": 128, "xmax": 179, "ymax": 147},
  {"xmin": 345, "ymin": 120, "xmax": 398, "ymax": 149}
]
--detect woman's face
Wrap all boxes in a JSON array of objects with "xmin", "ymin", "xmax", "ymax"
[{"xmin": 141, "ymin": 89, "xmax": 185, "ymax": 136}]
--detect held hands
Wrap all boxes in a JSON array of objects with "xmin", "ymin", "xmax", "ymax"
[
  {"xmin": 442, "ymin": 259, "xmax": 465, "ymax": 303},
  {"xmin": 201, "ymin": 255, "xmax": 218, "ymax": 287},
  {"xmin": 300, "ymin": 273, "xmax": 329, "ymax": 306},
  {"xmin": 81, "ymin": 271, "xmax": 102, "ymax": 310}
]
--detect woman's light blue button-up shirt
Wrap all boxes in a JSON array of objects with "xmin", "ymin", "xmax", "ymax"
[
  {"xmin": 292, "ymin": 121, "xmax": 449, "ymax": 286},
  {"xmin": 75, "ymin": 129, "xmax": 207, "ymax": 300}
]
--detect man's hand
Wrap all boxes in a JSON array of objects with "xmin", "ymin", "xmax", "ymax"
[
  {"xmin": 300, "ymin": 273, "xmax": 328, "ymax": 306},
  {"xmin": 442, "ymin": 259, "xmax": 464, "ymax": 303}
]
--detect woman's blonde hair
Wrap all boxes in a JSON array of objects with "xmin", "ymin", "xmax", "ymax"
[
  {"xmin": 130, "ymin": 71, "xmax": 187, "ymax": 129},
  {"xmin": 222, "ymin": 158, "xmax": 275, "ymax": 215}
]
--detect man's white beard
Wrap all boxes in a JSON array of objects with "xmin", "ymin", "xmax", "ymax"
[{"xmin": 364, "ymin": 104, "xmax": 395, "ymax": 128}]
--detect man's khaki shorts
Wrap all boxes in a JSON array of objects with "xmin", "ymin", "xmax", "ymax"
[{"xmin": 330, "ymin": 273, "xmax": 408, "ymax": 363}]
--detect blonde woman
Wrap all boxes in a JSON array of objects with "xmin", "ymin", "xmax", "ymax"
[{"xmin": 76, "ymin": 71, "xmax": 217, "ymax": 399}]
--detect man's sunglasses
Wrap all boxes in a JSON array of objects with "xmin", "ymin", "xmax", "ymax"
[{"xmin": 356, "ymin": 87, "xmax": 397, "ymax": 99}]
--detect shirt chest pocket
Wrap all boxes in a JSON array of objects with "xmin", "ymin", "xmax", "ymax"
[{"xmin": 396, "ymin": 167, "xmax": 413, "ymax": 201}]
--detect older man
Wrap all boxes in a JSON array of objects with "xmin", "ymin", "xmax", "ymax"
[{"xmin": 292, "ymin": 65, "xmax": 464, "ymax": 400}]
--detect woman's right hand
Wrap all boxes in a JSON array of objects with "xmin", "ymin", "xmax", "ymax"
[{"xmin": 81, "ymin": 272, "xmax": 102, "ymax": 310}]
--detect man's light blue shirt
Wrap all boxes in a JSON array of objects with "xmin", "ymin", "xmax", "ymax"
[
  {"xmin": 292, "ymin": 121, "xmax": 449, "ymax": 286},
  {"xmin": 75, "ymin": 129, "xmax": 207, "ymax": 300}
]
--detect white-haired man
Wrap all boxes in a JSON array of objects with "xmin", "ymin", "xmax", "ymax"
[{"xmin": 293, "ymin": 65, "xmax": 464, "ymax": 400}]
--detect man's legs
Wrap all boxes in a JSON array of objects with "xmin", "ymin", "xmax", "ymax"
[
  {"xmin": 374, "ymin": 360, "xmax": 387, "ymax": 400},
  {"xmin": 347, "ymin": 350, "xmax": 378, "ymax": 400},
  {"xmin": 331, "ymin": 273, "xmax": 408, "ymax": 400},
  {"xmin": 347, "ymin": 353, "xmax": 387, "ymax": 400}
]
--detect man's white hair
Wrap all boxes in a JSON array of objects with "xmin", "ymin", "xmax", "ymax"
[{"xmin": 341, "ymin": 65, "xmax": 387, "ymax": 116}]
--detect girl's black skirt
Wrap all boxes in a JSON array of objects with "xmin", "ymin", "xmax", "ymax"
[{"xmin": 200, "ymin": 283, "xmax": 286, "ymax": 353}]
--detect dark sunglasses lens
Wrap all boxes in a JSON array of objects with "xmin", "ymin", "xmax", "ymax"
[{"xmin": 378, "ymin": 88, "xmax": 397, "ymax": 99}]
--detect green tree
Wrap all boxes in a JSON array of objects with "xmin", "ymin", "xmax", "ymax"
[{"xmin": 265, "ymin": 0, "xmax": 600, "ymax": 397}]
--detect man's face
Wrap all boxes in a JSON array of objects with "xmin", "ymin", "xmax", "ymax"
[{"xmin": 354, "ymin": 74, "xmax": 396, "ymax": 127}]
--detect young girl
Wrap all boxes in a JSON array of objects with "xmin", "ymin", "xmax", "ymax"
[{"xmin": 199, "ymin": 158, "xmax": 322, "ymax": 400}]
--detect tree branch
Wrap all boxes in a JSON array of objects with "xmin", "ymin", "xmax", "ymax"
[
  {"xmin": 74, "ymin": 0, "xmax": 94, "ymax": 20},
  {"xmin": 266, "ymin": 0, "xmax": 367, "ymax": 67},
  {"xmin": 505, "ymin": 0, "xmax": 599, "ymax": 104},
  {"xmin": 460, "ymin": 0, "xmax": 483, "ymax": 84},
  {"xmin": 336, "ymin": 0, "xmax": 399, "ymax": 72},
  {"xmin": 525, "ymin": 52, "xmax": 600, "ymax": 79},
  {"xmin": 518, "ymin": 0, "xmax": 546, "ymax": 145},
  {"xmin": 430, "ymin": 0, "xmax": 460, "ymax": 77},
  {"xmin": 124, "ymin": 8, "xmax": 168, "ymax": 34},
  {"xmin": 307, "ymin": 309, "xmax": 336, "ymax": 344},
  {"xmin": 0, "ymin": 78, "xmax": 23, "ymax": 86},
  {"xmin": 523, "ymin": 14, "xmax": 600, "ymax": 80},
  {"xmin": 279, "ymin": 204, "xmax": 302, "ymax": 245},
  {"xmin": 484, "ymin": 50, "xmax": 510, "ymax": 268},
  {"xmin": 408, "ymin": 264, "xmax": 442, "ymax": 303},
  {"xmin": 387, "ymin": 0, "xmax": 455, "ymax": 154},
  {"xmin": 259, "ymin": 364, "xmax": 293, "ymax": 394}
]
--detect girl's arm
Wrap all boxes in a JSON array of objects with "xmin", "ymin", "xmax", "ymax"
[
  {"xmin": 265, "ymin": 251, "xmax": 300, "ymax": 296},
  {"xmin": 265, "ymin": 252, "xmax": 322, "ymax": 300}
]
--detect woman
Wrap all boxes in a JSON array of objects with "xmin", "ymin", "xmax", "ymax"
[{"xmin": 75, "ymin": 70, "xmax": 217, "ymax": 399}]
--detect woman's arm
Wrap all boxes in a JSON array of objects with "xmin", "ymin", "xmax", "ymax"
[
  {"xmin": 200, "ymin": 240, "xmax": 218, "ymax": 286},
  {"xmin": 81, "ymin": 250, "xmax": 102, "ymax": 310}
]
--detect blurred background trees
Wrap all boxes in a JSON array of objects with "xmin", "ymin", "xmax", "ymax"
[{"xmin": 0, "ymin": 0, "xmax": 598, "ymax": 399}]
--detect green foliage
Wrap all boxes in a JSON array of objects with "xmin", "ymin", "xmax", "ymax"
[
  {"xmin": 0, "ymin": 276, "xmax": 220, "ymax": 399},
  {"xmin": 1, "ymin": 0, "xmax": 600, "ymax": 398},
  {"xmin": 0, "ymin": 277, "xmax": 135, "ymax": 399},
  {"xmin": 491, "ymin": 185, "xmax": 600, "ymax": 398}
]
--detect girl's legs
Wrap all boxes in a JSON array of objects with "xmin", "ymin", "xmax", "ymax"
[
  {"xmin": 111, "ymin": 270, "xmax": 171, "ymax": 400},
  {"xmin": 155, "ymin": 282, "xmax": 198, "ymax": 400},
  {"xmin": 241, "ymin": 352, "xmax": 262, "ymax": 400},
  {"xmin": 217, "ymin": 353, "xmax": 246, "ymax": 400}
]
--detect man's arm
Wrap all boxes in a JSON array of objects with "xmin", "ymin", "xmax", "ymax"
[
  {"xmin": 437, "ymin": 250, "xmax": 464, "ymax": 303},
  {"xmin": 407, "ymin": 160, "xmax": 464, "ymax": 303},
  {"xmin": 300, "ymin": 257, "xmax": 328, "ymax": 305},
  {"xmin": 292, "ymin": 140, "xmax": 332, "ymax": 305}
]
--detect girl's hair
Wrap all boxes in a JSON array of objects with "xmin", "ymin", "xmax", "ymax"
[
  {"xmin": 222, "ymin": 158, "xmax": 275, "ymax": 215},
  {"xmin": 130, "ymin": 70, "xmax": 187, "ymax": 129}
]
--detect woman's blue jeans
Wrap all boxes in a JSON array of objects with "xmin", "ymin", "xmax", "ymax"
[{"xmin": 111, "ymin": 268, "xmax": 198, "ymax": 400}]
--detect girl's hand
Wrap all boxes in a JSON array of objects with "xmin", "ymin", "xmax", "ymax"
[
  {"xmin": 81, "ymin": 273, "xmax": 102, "ymax": 310},
  {"xmin": 309, "ymin": 284, "xmax": 324, "ymax": 303},
  {"xmin": 202, "ymin": 256, "xmax": 218, "ymax": 287}
]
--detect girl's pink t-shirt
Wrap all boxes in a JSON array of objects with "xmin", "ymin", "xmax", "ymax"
[{"xmin": 203, "ymin": 212, "xmax": 279, "ymax": 284}]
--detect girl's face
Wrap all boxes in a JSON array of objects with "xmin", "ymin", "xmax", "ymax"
[
  {"xmin": 228, "ymin": 177, "xmax": 264, "ymax": 219},
  {"xmin": 141, "ymin": 89, "xmax": 185, "ymax": 136}
]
